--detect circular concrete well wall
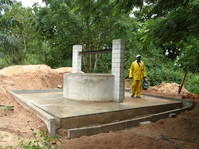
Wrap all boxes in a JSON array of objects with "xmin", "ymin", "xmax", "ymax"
[{"xmin": 63, "ymin": 73, "xmax": 114, "ymax": 102}]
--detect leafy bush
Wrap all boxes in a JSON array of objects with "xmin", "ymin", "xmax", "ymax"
[
  {"xmin": 147, "ymin": 66, "xmax": 182, "ymax": 86},
  {"xmin": 185, "ymin": 73, "xmax": 199, "ymax": 94}
]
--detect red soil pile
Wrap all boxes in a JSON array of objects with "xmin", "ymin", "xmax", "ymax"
[
  {"xmin": 0, "ymin": 65, "xmax": 71, "ymax": 137},
  {"xmin": 143, "ymin": 82, "xmax": 199, "ymax": 101}
]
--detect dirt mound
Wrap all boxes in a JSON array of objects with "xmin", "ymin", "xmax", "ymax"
[
  {"xmin": 55, "ymin": 67, "xmax": 72, "ymax": 74},
  {"xmin": 148, "ymin": 82, "xmax": 189, "ymax": 96},
  {"xmin": 0, "ymin": 65, "xmax": 72, "ymax": 76},
  {"xmin": 0, "ymin": 64, "xmax": 72, "ymax": 91},
  {"xmin": 147, "ymin": 82, "xmax": 199, "ymax": 100},
  {"xmin": 0, "ymin": 65, "xmax": 72, "ymax": 143},
  {"xmin": 0, "ymin": 65, "xmax": 72, "ymax": 105},
  {"xmin": 0, "ymin": 65, "xmax": 52, "ymax": 76}
]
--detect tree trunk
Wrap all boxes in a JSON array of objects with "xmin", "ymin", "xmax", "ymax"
[{"xmin": 94, "ymin": 54, "xmax": 98, "ymax": 72}]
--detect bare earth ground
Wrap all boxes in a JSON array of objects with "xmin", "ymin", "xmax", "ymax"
[{"xmin": 0, "ymin": 65, "xmax": 199, "ymax": 149}]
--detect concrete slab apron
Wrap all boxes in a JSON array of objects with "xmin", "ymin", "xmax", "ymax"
[
  {"xmin": 9, "ymin": 89, "xmax": 186, "ymax": 136},
  {"xmin": 9, "ymin": 90, "xmax": 62, "ymax": 136}
]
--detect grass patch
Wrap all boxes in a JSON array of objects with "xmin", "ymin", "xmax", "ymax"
[
  {"xmin": 5, "ymin": 130, "xmax": 62, "ymax": 149},
  {"xmin": 0, "ymin": 105, "xmax": 14, "ymax": 111}
]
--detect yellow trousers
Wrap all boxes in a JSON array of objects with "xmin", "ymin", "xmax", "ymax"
[{"xmin": 131, "ymin": 79, "xmax": 143, "ymax": 96}]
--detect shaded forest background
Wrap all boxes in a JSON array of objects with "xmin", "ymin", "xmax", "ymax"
[{"xmin": 0, "ymin": 0, "xmax": 198, "ymax": 93}]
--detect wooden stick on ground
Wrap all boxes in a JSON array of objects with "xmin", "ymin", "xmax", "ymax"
[{"xmin": 178, "ymin": 71, "xmax": 188, "ymax": 94}]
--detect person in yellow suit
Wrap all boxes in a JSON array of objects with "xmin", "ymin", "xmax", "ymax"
[{"xmin": 129, "ymin": 55, "xmax": 147, "ymax": 98}]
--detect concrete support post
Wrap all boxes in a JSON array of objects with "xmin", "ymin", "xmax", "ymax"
[
  {"xmin": 72, "ymin": 45, "xmax": 82, "ymax": 73},
  {"xmin": 111, "ymin": 39, "xmax": 125, "ymax": 102}
]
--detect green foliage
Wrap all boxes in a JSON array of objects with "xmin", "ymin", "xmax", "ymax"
[
  {"xmin": 90, "ymin": 54, "xmax": 112, "ymax": 73},
  {"xmin": 6, "ymin": 130, "xmax": 62, "ymax": 149},
  {"xmin": 33, "ymin": 0, "xmax": 80, "ymax": 67},
  {"xmin": 0, "ymin": 2, "xmax": 44, "ymax": 66},
  {"xmin": 0, "ymin": 0, "xmax": 13, "ymax": 15},
  {"xmin": 0, "ymin": 105, "xmax": 13, "ymax": 111},
  {"xmin": 132, "ymin": 0, "xmax": 199, "ymax": 76},
  {"xmin": 113, "ymin": 0, "xmax": 143, "ymax": 13},
  {"xmin": 34, "ymin": 0, "xmax": 137, "ymax": 70},
  {"xmin": 185, "ymin": 73, "xmax": 199, "ymax": 94},
  {"xmin": 147, "ymin": 64, "xmax": 182, "ymax": 86},
  {"xmin": 0, "ymin": 33, "xmax": 23, "ymax": 65},
  {"xmin": 177, "ymin": 37, "xmax": 199, "ymax": 73}
]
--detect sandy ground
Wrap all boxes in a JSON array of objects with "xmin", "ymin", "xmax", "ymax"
[
  {"xmin": 0, "ymin": 65, "xmax": 198, "ymax": 149},
  {"xmin": 63, "ymin": 103, "xmax": 199, "ymax": 149}
]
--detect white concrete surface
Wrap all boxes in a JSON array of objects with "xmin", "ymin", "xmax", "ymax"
[{"xmin": 63, "ymin": 73, "xmax": 114, "ymax": 101}]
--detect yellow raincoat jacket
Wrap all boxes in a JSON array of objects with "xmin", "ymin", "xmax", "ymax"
[
  {"xmin": 129, "ymin": 60, "xmax": 147, "ymax": 97},
  {"xmin": 129, "ymin": 60, "xmax": 147, "ymax": 80}
]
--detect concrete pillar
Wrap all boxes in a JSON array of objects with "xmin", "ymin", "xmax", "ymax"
[
  {"xmin": 72, "ymin": 45, "xmax": 82, "ymax": 73},
  {"xmin": 111, "ymin": 39, "xmax": 125, "ymax": 102}
]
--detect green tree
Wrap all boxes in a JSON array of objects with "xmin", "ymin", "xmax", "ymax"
[
  {"xmin": 35, "ymin": 0, "xmax": 136, "ymax": 72},
  {"xmin": 148, "ymin": 0, "xmax": 198, "ymax": 74},
  {"xmin": 0, "ymin": 0, "xmax": 24, "ymax": 66},
  {"xmin": 0, "ymin": 0, "xmax": 13, "ymax": 15},
  {"xmin": 0, "ymin": 1, "xmax": 48, "ymax": 66}
]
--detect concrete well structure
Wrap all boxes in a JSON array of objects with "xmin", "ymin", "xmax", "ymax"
[
  {"xmin": 63, "ymin": 73, "xmax": 114, "ymax": 102},
  {"xmin": 63, "ymin": 39, "xmax": 125, "ymax": 102}
]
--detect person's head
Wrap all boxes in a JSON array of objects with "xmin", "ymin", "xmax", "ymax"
[{"xmin": 136, "ymin": 54, "xmax": 141, "ymax": 62}]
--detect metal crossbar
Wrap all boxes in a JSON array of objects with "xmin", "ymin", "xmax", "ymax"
[{"xmin": 79, "ymin": 49, "xmax": 112, "ymax": 55}]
